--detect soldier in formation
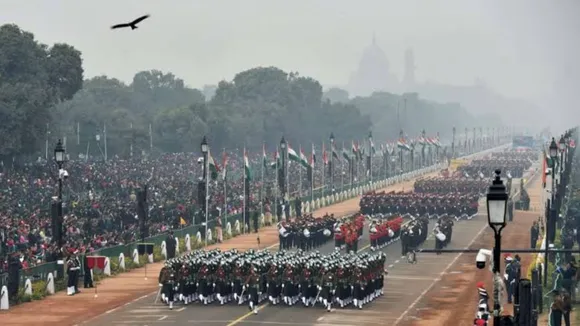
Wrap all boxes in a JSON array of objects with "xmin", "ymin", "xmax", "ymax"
[
  {"xmin": 158, "ymin": 261, "xmax": 177, "ymax": 309},
  {"xmin": 277, "ymin": 213, "xmax": 336, "ymax": 251},
  {"xmin": 414, "ymin": 177, "xmax": 487, "ymax": 196},
  {"xmin": 400, "ymin": 217, "xmax": 429, "ymax": 257},
  {"xmin": 156, "ymin": 248, "xmax": 386, "ymax": 312},
  {"xmin": 360, "ymin": 190, "xmax": 479, "ymax": 220},
  {"xmin": 459, "ymin": 150, "xmax": 536, "ymax": 178},
  {"xmin": 433, "ymin": 216, "xmax": 454, "ymax": 254},
  {"xmin": 369, "ymin": 215, "xmax": 403, "ymax": 250}
]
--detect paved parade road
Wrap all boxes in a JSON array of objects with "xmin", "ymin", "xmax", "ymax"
[{"xmin": 84, "ymin": 213, "xmax": 488, "ymax": 326}]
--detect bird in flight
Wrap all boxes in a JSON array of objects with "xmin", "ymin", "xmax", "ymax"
[{"xmin": 111, "ymin": 15, "xmax": 150, "ymax": 30}]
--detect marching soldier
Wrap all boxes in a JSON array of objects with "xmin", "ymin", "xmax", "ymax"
[
  {"xmin": 246, "ymin": 264, "xmax": 261, "ymax": 314},
  {"xmin": 153, "ymin": 248, "xmax": 387, "ymax": 310},
  {"xmin": 319, "ymin": 265, "xmax": 336, "ymax": 311},
  {"xmin": 159, "ymin": 262, "xmax": 177, "ymax": 309}
]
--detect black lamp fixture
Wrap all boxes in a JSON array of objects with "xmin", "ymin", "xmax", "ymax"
[
  {"xmin": 280, "ymin": 136, "xmax": 287, "ymax": 149},
  {"xmin": 201, "ymin": 136, "xmax": 208, "ymax": 154},
  {"xmin": 54, "ymin": 139, "xmax": 66, "ymax": 166},
  {"xmin": 559, "ymin": 135, "xmax": 566, "ymax": 151},
  {"xmin": 329, "ymin": 132, "xmax": 335, "ymax": 144},
  {"xmin": 487, "ymin": 170, "xmax": 508, "ymax": 228},
  {"xmin": 549, "ymin": 137, "xmax": 558, "ymax": 162}
]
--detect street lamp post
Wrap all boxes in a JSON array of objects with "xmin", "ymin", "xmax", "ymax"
[
  {"xmin": 54, "ymin": 139, "xmax": 66, "ymax": 279},
  {"xmin": 544, "ymin": 137, "xmax": 558, "ymax": 286},
  {"xmin": 487, "ymin": 169, "xmax": 509, "ymax": 326},
  {"xmin": 329, "ymin": 133, "xmax": 335, "ymax": 193},
  {"xmin": 451, "ymin": 127, "xmax": 456, "ymax": 159},
  {"xmin": 559, "ymin": 135, "xmax": 566, "ymax": 174},
  {"xmin": 201, "ymin": 136, "xmax": 209, "ymax": 247}
]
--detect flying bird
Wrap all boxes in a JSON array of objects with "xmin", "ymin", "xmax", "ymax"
[{"xmin": 111, "ymin": 15, "xmax": 150, "ymax": 30}]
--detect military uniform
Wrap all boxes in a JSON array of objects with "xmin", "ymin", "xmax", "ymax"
[
  {"xmin": 156, "ymin": 248, "xmax": 386, "ymax": 310},
  {"xmin": 360, "ymin": 188, "xmax": 479, "ymax": 221},
  {"xmin": 277, "ymin": 214, "xmax": 336, "ymax": 251},
  {"xmin": 66, "ymin": 253, "xmax": 81, "ymax": 296},
  {"xmin": 159, "ymin": 263, "xmax": 177, "ymax": 309}
]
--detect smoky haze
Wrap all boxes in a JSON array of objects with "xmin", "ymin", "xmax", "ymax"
[{"xmin": 3, "ymin": 0, "xmax": 579, "ymax": 131}]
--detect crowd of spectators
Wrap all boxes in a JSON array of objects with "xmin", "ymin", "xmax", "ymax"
[{"xmin": 0, "ymin": 146, "xmax": 392, "ymax": 273}]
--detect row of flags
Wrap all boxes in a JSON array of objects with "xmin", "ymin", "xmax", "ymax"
[{"xmin": 202, "ymin": 133, "xmax": 444, "ymax": 182}]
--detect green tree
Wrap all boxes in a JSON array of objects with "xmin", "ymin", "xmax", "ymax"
[
  {"xmin": 323, "ymin": 87, "xmax": 350, "ymax": 103},
  {"xmin": 0, "ymin": 24, "xmax": 83, "ymax": 157},
  {"xmin": 210, "ymin": 67, "xmax": 371, "ymax": 148},
  {"xmin": 350, "ymin": 91, "xmax": 484, "ymax": 140}
]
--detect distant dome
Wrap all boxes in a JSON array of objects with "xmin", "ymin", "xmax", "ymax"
[
  {"xmin": 358, "ymin": 40, "xmax": 390, "ymax": 74},
  {"xmin": 348, "ymin": 36, "xmax": 399, "ymax": 96}
]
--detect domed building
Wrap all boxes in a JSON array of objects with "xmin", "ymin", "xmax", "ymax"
[{"xmin": 347, "ymin": 36, "xmax": 401, "ymax": 96}]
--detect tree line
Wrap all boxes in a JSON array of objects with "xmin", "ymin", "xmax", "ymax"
[{"xmin": 0, "ymin": 24, "xmax": 494, "ymax": 160}]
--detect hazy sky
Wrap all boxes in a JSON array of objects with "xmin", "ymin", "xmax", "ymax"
[{"xmin": 3, "ymin": 0, "xmax": 579, "ymax": 103}]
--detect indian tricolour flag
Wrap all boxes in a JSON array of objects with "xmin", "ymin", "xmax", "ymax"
[
  {"xmin": 262, "ymin": 143, "xmax": 268, "ymax": 169},
  {"xmin": 270, "ymin": 151, "xmax": 280, "ymax": 169},
  {"xmin": 299, "ymin": 147, "xmax": 309, "ymax": 168},
  {"xmin": 208, "ymin": 152, "xmax": 220, "ymax": 180},
  {"xmin": 418, "ymin": 137, "xmax": 426, "ymax": 147},
  {"xmin": 397, "ymin": 138, "xmax": 411, "ymax": 151},
  {"xmin": 288, "ymin": 145, "xmax": 300, "ymax": 162},
  {"xmin": 433, "ymin": 137, "xmax": 441, "ymax": 148},
  {"xmin": 370, "ymin": 138, "xmax": 376, "ymax": 156},
  {"xmin": 244, "ymin": 149, "xmax": 252, "ymax": 181},
  {"xmin": 221, "ymin": 150, "xmax": 228, "ymax": 180}
]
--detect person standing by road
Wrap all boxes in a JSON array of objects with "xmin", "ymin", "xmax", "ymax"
[
  {"xmin": 165, "ymin": 231, "xmax": 176, "ymax": 259},
  {"xmin": 530, "ymin": 221, "xmax": 539, "ymax": 249}
]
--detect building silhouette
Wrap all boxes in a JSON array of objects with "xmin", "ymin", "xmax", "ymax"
[{"xmin": 347, "ymin": 35, "xmax": 400, "ymax": 97}]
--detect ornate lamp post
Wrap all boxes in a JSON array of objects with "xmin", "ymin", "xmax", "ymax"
[{"xmin": 486, "ymin": 169, "xmax": 508, "ymax": 326}]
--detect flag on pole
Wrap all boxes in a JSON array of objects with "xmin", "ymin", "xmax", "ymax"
[
  {"xmin": 208, "ymin": 152, "xmax": 220, "ymax": 180},
  {"xmin": 331, "ymin": 142, "xmax": 339, "ymax": 160},
  {"xmin": 352, "ymin": 141, "xmax": 358, "ymax": 160},
  {"xmin": 270, "ymin": 150, "xmax": 280, "ymax": 169},
  {"xmin": 312, "ymin": 144, "xmax": 317, "ymax": 164},
  {"xmin": 221, "ymin": 150, "xmax": 228, "ymax": 180},
  {"xmin": 541, "ymin": 147, "xmax": 548, "ymax": 188},
  {"xmin": 244, "ymin": 149, "xmax": 252, "ymax": 181},
  {"xmin": 299, "ymin": 147, "xmax": 309, "ymax": 168},
  {"xmin": 322, "ymin": 143, "xmax": 328, "ymax": 165},
  {"xmin": 262, "ymin": 143, "xmax": 268, "ymax": 169},
  {"xmin": 288, "ymin": 145, "xmax": 300, "ymax": 162}
]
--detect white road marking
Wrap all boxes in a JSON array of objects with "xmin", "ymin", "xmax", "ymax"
[
  {"xmin": 392, "ymin": 221, "xmax": 488, "ymax": 325},
  {"xmin": 158, "ymin": 316, "xmax": 167, "ymax": 321},
  {"xmin": 386, "ymin": 275, "xmax": 441, "ymax": 281},
  {"xmin": 134, "ymin": 315, "xmax": 168, "ymax": 318},
  {"xmin": 128, "ymin": 309, "xmax": 168, "ymax": 313}
]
